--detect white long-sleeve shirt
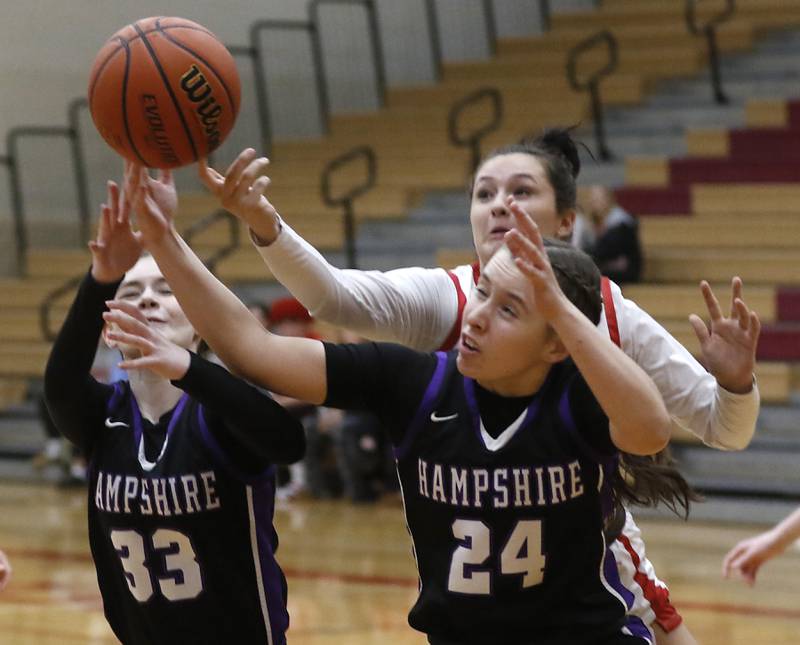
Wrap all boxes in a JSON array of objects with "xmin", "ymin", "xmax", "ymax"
[{"xmin": 255, "ymin": 220, "xmax": 759, "ymax": 451}]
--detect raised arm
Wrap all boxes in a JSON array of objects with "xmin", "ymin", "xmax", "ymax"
[
  {"xmin": 44, "ymin": 178, "xmax": 142, "ymax": 450},
  {"xmin": 505, "ymin": 202, "xmax": 670, "ymax": 456},
  {"xmin": 613, "ymin": 279, "xmax": 760, "ymax": 450},
  {"xmin": 127, "ymin": 165, "xmax": 327, "ymax": 404},
  {"xmin": 510, "ymin": 189, "xmax": 760, "ymax": 451},
  {"xmin": 198, "ymin": 150, "xmax": 459, "ymax": 351}
]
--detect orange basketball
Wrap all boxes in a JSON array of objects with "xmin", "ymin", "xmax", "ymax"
[{"xmin": 88, "ymin": 16, "xmax": 241, "ymax": 169}]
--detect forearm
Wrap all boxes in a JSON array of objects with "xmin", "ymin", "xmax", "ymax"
[
  {"xmin": 254, "ymin": 221, "xmax": 457, "ymax": 350},
  {"xmin": 145, "ymin": 229, "xmax": 327, "ymax": 402},
  {"xmin": 173, "ymin": 353, "xmax": 305, "ymax": 464},
  {"xmin": 769, "ymin": 507, "xmax": 800, "ymax": 552},
  {"xmin": 553, "ymin": 300, "xmax": 670, "ymax": 454},
  {"xmin": 44, "ymin": 271, "xmax": 117, "ymax": 446}
]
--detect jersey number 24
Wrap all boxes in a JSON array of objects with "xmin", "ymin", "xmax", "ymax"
[{"xmin": 448, "ymin": 519, "xmax": 546, "ymax": 595}]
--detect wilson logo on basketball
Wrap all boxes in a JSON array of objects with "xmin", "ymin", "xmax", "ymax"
[{"xmin": 180, "ymin": 65, "xmax": 222, "ymax": 149}]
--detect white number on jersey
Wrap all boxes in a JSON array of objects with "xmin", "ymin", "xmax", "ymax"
[
  {"xmin": 111, "ymin": 529, "xmax": 203, "ymax": 602},
  {"xmin": 447, "ymin": 519, "xmax": 546, "ymax": 595}
]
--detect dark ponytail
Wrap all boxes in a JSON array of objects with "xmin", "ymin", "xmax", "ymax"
[
  {"xmin": 543, "ymin": 239, "xmax": 701, "ymax": 519},
  {"xmin": 612, "ymin": 449, "xmax": 703, "ymax": 520}
]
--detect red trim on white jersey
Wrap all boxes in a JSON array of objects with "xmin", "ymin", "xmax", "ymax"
[
  {"xmin": 440, "ymin": 262, "xmax": 480, "ymax": 351},
  {"xmin": 601, "ymin": 277, "xmax": 621, "ymax": 348},
  {"xmin": 617, "ymin": 534, "xmax": 682, "ymax": 632}
]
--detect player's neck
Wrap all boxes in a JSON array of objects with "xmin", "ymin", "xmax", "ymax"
[{"xmin": 128, "ymin": 371, "xmax": 184, "ymax": 424}]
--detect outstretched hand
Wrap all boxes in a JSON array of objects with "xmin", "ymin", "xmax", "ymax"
[
  {"xmin": 89, "ymin": 168, "xmax": 143, "ymax": 283},
  {"xmin": 199, "ymin": 148, "xmax": 281, "ymax": 243},
  {"xmin": 503, "ymin": 196, "xmax": 568, "ymax": 321},
  {"xmin": 689, "ymin": 278, "xmax": 760, "ymax": 394},
  {"xmin": 126, "ymin": 162, "xmax": 178, "ymax": 245},
  {"xmin": 103, "ymin": 300, "xmax": 191, "ymax": 381},
  {"xmin": 722, "ymin": 529, "xmax": 782, "ymax": 586}
]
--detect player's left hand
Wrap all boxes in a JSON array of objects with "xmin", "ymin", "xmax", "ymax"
[
  {"xmin": 689, "ymin": 278, "xmax": 760, "ymax": 394},
  {"xmin": 504, "ymin": 196, "xmax": 568, "ymax": 322},
  {"xmin": 103, "ymin": 300, "xmax": 191, "ymax": 381},
  {"xmin": 722, "ymin": 529, "xmax": 781, "ymax": 586},
  {"xmin": 0, "ymin": 549, "xmax": 11, "ymax": 592},
  {"xmin": 127, "ymin": 162, "xmax": 178, "ymax": 245}
]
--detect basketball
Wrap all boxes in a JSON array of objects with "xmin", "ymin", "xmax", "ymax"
[{"xmin": 88, "ymin": 16, "xmax": 241, "ymax": 169}]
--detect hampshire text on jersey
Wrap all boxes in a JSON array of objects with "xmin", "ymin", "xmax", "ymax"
[
  {"xmin": 94, "ymin": 468, "xmax": 222, "ymax": 516},
  {"xmin": 416, "ymin": 458, "xmax": 589, "ymax": 509}
]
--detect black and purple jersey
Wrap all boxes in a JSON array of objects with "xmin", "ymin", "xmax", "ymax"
[
  {"xmin": 324, "ymin": 343, "xmax": 646, "ymax": 645},
  {"xmin": 88, "ymin": 382, "xmax": 288, "ymax": 645}
]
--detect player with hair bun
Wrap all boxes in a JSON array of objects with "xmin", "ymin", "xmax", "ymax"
[{"xmin": 197, "ymin": 129, "xmax": 761, "ymax": 645}]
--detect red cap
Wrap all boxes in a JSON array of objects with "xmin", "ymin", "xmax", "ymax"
[{"xmin": 268, "ymin": 297, "xmax": 312, "ymax": 324}]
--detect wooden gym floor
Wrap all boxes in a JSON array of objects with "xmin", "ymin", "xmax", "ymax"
[{"xmin": 0, "ymin": 482, "xmax": 798, "ymax": 644}]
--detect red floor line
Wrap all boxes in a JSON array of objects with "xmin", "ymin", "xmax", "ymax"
[{"xmin": 8, "ymin": 547, "xmax": 800, "ymax": 621}]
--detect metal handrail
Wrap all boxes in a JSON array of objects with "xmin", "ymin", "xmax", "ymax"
[
  {"xmin": 424, "ymin": 0, "xmax": 444, "ymax": 80},
  {"xmin": 39, "ymin": 209, "xmax": 241, "ymax": 342},
  {"xmin": 685, "ymin": 0, "xmax": 736, "ymax": 105},
  {"xmin": 539, "ymin": 0, "xmax": 552, "ymax": 33},
  {"xmin": 39, "ymin": 274, "xmax": 83, "ymax": 342},
  {"xmin": 566, "ymin": 29, "xmax": 618, "ymax": 161},
  {"xmin": 447, "ymin": 87, "xmax": 504, "ymax": 174},
  {"xmin": 309, "ymin": 0, "xmax": 387, "ymax": 109},
  {"xmin": 320, "ymin": 145, "xmax": 377, "ymax": 269},
  {"xmin": 247, "ymin": 20, "xmax": 321, "ymax": 156},
  {"xmin": 481, "ymin": 0, "xmax": 498, "ymax": 55},
  {"xmin": 5, "ymin": 125, "xmax": 79, "ymax": 276},
  {"xmin": 183, "ymin": 209, "xmax": 242, "ymax": 274},
  {"xmin": 67, "ymin": 98, "xmax": 92, "ymax": 244}
]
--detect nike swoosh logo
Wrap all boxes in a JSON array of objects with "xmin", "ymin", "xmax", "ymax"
[
  {"xmin": 430, "ymin": 412, "xmax": 458, "ymax": 423},
  {"xmin": 105, "ymin": 418, "xmax": 129, "ymax": 428}
]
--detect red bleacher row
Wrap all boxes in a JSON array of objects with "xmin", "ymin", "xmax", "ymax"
[{"xmin": 614, "ymin": 99, "xmax": 800, "ymax": 363}]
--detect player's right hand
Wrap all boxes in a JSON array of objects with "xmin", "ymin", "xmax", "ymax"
[
  {"xmin": 90, "ymin": 169, "xmax": 143, "ymax": 283},
  {"xmin": 199, "ymin": 149, "xmax": 281, "ymax": 244},
  {"xmin": 128, "ymin": 163, "xmax": 178, "ymax": 245},
  {"xmin": 722, "ymin": 530, "xmax": 782, "ymax": 586}
]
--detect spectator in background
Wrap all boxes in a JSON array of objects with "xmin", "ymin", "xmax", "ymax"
[
  {"xmin": 268, "ymin": 297, "xmax": 342, "ymax": 500},
  {"xmin": 584, "ymin": 185, "xmax": 642, "ymax": 285}
]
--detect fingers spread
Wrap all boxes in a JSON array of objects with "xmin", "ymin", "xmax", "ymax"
[
  {"xmin": 688, "ymin": 313, "xmax": 710, "ymax": 345},
  {"xmin": 223, "ymin": 148, "xmax": 257, "ymax": 198},
  {"xmin": 729, "ymin": 276, "xmax": 743, "ymax": 318},
  {"xmin": 700, "ymin": 280, "xmax": 723, "ymax": 321}
]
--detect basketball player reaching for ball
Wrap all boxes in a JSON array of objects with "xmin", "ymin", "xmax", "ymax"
[
  {"xmin": 197, "ymin": 129, "xmax": 761, "ymax": 645},
  {"xmin": 43, "ymin": 176, "xmax": 305, "ymax": 645},
  {"xmin": 112, "ymin": 173, "xmax": 672, "ymax": 643}
]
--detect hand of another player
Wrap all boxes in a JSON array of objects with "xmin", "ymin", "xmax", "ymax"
[
  {"xmin": 103, "ymin": 300, "xmax": 191, "ymax": 381},
  {"xmin": 0, "ymin": 549, "xmax": 11, "ymax": 592},
  {"xmin": 127, "ymin": 162, "xmax": 178, "ymax": 246},
  {"xmin": 721, "ymin": 529, "xmax": 782, "ymax": 586},
  {"xmin": 689, "ymin": 278, "xmax": 760, "ymax": 394},
  {"xmin": 89, "ymin": 172, "xmax": 143, "ymax": 283},
  {"xmin": 504, "ymin": 196, "xmax": 568, "ymax": 322},
  {"xmin": 199, "ymin": 149, "xmax": 281, "ymax": 244}
]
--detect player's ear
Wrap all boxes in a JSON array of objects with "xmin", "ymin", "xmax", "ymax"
[
  {"xmin": 542, "ymin": 331, "xmax": 569, "ymax": 364},
  {"xmin": 101, "ymin": 321, "xmax": 118, "ymax": 349},
  {"xmin": 556, "ymin": 209, "xmax": 576, "ymax": 241}
]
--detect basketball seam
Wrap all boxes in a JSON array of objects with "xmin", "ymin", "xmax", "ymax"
[
  {"xmin": 118, "ymin": 37, "xmax": 150, "ymax": 166},
  {"xmin": 133, "ymin": 21, "xmax": 199, "ymax": 162},
  {"xmin": 89, "ymin": 23, "xmax": 215, "ymax": 98},
  {"xmin": 155, "ymin": 18, "xmax": 238, "ymax": 114}
]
